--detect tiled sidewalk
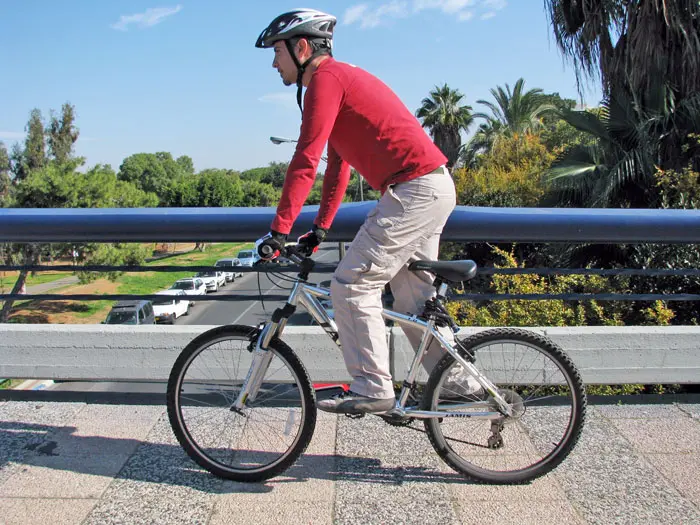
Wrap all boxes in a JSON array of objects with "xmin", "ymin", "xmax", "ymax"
[{"xmin": 0, "ymin": 400, "xmax": 698, "ymax": 524}]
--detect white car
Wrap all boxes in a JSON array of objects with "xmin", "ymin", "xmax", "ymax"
[
  {"xmin": 170, "ymin": 278, "xmax": 207, "ymax": 305},
  {"xmin": 215, "ymin": 258, "xmax": 243, "ymax": 281},
  {"xmin": 237, "ymin": 249, "xmax": 260, "ymax": 268},
  {"xmin": 195, "ymin": 271, "xmax": 224, "ymax": 292},
  {"xmin": 152, "ymin": 290, "xmax": 190, "ymax": 324}
]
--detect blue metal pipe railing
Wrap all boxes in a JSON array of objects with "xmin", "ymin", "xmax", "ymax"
[{"xmin": 2, "ymin": 204, "xmax": 700, "ymax": 243}]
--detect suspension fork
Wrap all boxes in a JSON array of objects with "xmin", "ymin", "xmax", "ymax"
[{"xmin": 232, "ymin": 287, "xmax": 301, "ymax": 411}]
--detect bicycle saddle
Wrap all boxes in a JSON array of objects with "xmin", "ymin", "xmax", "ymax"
[{"xmin": 407, "ymin": 260, "xmax": 477, "ymax": 283}]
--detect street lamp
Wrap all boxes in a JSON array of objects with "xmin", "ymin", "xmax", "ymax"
[
  {"xmin": 270, "ymin": 136, "xmax": 328, "ymax": 163},
  {"xmin": 270, "ymin": 136, "xmax": 297, "ymax": 145}
]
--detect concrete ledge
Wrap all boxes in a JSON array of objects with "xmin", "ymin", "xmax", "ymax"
[
  {"xmin": 392, "ymin": 326, "xmax": 700, "ymax": 384},
  {"xmin": 2, "ymin": 324, "xmax": 700, "ymax": 383}
]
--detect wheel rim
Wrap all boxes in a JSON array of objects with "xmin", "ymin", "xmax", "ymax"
[
  {"xmin": 174, "ymin": 335, "xmax": 308, "ymax": 474},
  {"xmin": 428, "ymin": 338, "xmax": 581, "ymax": 477}
]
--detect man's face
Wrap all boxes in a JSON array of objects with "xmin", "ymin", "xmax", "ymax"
[{"xmin": 272, "ymin": 41, "xmax": 297, "ymax": 86}]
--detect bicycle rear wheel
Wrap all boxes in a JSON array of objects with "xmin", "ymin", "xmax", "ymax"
[
  {"xmin": 423, "ymin": 328, "xmax": 586, "ymax": 484},
  {"xmin": 167, "ymin": 325, "xmax": 316, "ymax": 482}
]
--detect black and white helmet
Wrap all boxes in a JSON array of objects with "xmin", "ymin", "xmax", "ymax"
[
  {"xmin": 256, "ymin": 9, "xmax": 337, "ymax": 115},
  {"xmin": 255, "ymin": 9, "xmax": 336, "ymax": 49}
]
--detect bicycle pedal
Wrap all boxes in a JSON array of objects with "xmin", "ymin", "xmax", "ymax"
[{"xmin": 344, "ymin": 412, "xmax": 365, "ymax": 419}]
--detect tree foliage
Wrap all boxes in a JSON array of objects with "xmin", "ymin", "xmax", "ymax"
[
  {"xmin": 416, "ymin": 84, "xmax": 473, "ymax": 168},
  {"xmin": 47, "ymin": 103, "xmax": 79, "ymax": 164}
]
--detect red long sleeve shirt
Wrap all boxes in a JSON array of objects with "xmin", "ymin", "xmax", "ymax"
[{"xmin": 270, "ymin": 58, "xmax": 447, "ymax": 235}]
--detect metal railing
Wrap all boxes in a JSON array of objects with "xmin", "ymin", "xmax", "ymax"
[
  {"xmin": 1, "ymin": 204, "xmax": 700, "ymax": 384},
  {"xmin": 2, "ymin": 204, "xmax": 700, "ymax": 303}
]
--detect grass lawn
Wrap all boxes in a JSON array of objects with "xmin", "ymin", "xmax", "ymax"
[
  {"xmin": 118, "ymin": 242, "xmax": 252, "ymax": 294},
  {"xmin": 7, "ymin": 242, "xmax": 253, "ymax": 324}
]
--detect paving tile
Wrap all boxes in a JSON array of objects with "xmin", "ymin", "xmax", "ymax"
[
  {"xmin": 335, "ymin": 415, "xmax": 434, "ymax": 458},
  {"xmin": 448, "ymin": 470, "xmax": 568, "ymax": 501},
  {"xmin": 84, "ymin": 478, "xmax": 217, "ymax": 525},
  {"xmin": 0, "ymin": 454, "xmax": 129, "ymax": 498},
  {"xmin": 569, "ymin": 490, "xmax": 700, "ymax": 525},
  {"xmin": 594, "ymin": 404, "xmax": 687, "ymax": 419},
  {"xmin": 644, "ymin": 453, "xmax": 700, "ymax": 505},
  {"xmin": 565, "ymin": 411, "xmax": 634, "ymax": 456},
  {"xmin": 609, "ymin": 416, "xmax": 700, "ymax": 453},
  {"xmin": 83, "ymin": 440, "xmax": 220, "ymax": 524},
  {"xmin": 217, "ymin": 413, "xmax": 338, "ymax": 500},
  {"xmin": 555, "ymin": 446, "xmax": 700, "ymax": 524},
  {"xmin": 335, "ymin": 497, "xmax": 458, "ymax": 525},
  {"xmin": 0, "ymin": 401, "xmax": 85, "ymax": 426},
  {"xmin": 677, "ymin": 403, "xmax": 700, "ymax": 419},
  {"xmin": 0, "ymin": 497, "xmax": 98, "ymax": 525},
  {"xmin": 455, "ymin": 499, "xmax": 583, "ymax": 525},
  {"xmin": 210, "ymin": 499, "xmax": 332, "ymax": 524}
]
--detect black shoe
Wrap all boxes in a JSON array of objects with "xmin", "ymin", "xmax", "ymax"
[{"xmin": 317, "ymin": 390, "xmax": 395, "ymax": 414}]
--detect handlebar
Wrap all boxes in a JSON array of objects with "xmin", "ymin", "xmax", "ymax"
[{"xmin": 258, "ymin": 244, "xmax": 306, "ymax": 265}]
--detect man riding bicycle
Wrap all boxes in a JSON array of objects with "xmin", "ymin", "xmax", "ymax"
[{"xmin": 254, "ymin": 8, "xmax": 463, "ymax": 414}]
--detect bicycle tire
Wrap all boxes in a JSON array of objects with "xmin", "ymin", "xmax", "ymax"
[
  {"xmin": 422, "ymin": 327, "xmax": 586, "ymax": 484},
  {"xmin": 167, "ymin": 324, "xmax": 316, "ymax": 482}
]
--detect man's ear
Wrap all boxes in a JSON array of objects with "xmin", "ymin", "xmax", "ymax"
[{"xmin": 296, "ymin": 37, "xmax": 310, "ymax": 60}]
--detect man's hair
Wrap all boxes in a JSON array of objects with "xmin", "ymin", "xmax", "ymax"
[{"xmin": 290, "ymin": 36, "xmax": 333, "ymax": 57}]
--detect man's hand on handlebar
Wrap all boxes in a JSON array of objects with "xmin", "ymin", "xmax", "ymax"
[
  {"xmin": 296, "ymin": 225, "xmax": 327, "ymax": 257},
  {"xmin": 255, "ymin": 231, "xmax": 287, "ymax": 261}
]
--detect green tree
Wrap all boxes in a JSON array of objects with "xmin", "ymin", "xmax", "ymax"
[
  {"xmin": 47, "ymin": 102, "xmax": 79, "ymax": 164},
  {"xmin": 544, "ymin": 89, "xmax": 700, "ymax": 208},
  {"xmin": 10, "ymin": 109, "xmax": 47, "ymax": 182},
  {"xmin": 544, "ymin": 0, "xmax": 700, "ymax": 171},
  {"xmin": 240, "ymin": 180, "xmax": 281, "ymax": 207},
  {"xmin": 176, "ymin": 155, "xmax": 195, "ymax": 175},
  {"xmin": 196, "ymin": 169, "xmax": 244, "ymax": 207},
  {"xmin": 118, "ymin": 153, "xmax": 172, "ymax": 199},
  {"xmin": 0, "ymin": 142, "xmax": 10, "ymax": 200},
  {"xmin": 416, "ymin": 84, "xmax": 473, "ymax": 168}
]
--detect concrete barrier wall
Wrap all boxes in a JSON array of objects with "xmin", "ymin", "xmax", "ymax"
[{"xmin": 2, "ymin": 325, "xmax": 700, "ymax": 384}]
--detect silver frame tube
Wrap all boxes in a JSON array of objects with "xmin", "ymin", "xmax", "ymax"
[{"xmin": 237, "ymin": 280, "xmax": 511, "ymax": 419}]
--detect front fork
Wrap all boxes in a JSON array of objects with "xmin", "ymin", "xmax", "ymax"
[{"xmin": 231, "ymin": 297, "xmax": 300, "ymax": 412}]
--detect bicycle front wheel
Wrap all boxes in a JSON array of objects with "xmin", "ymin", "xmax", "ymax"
[
  {"xmin": 167, "ymin": 325, "xmax": 316, "ymax": 482},
  {"xmin": 423, "ymin": 328, "xmax": 586, "ymax": 484}
]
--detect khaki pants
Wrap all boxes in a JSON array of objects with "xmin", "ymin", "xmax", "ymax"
[{"xmin": 330, "ymin": 167, "xmax": 457, "ymax": 398}]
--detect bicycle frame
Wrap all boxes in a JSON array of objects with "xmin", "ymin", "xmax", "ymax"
[{"xmin": 233, "ymin": 277, "xmax": 513, "ymax": 420}]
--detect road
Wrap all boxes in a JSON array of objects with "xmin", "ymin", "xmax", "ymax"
[
  {"xmin": 181, "ymin": 243, "xmax": 339, "ymax": 327},
  {"xmin": 48, "ymin": 244, "xmax": 342, "ymax": 394}
]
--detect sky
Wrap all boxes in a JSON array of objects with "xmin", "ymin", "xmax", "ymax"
[{"xmin": 0, "ymin": 1, "xmax": 603, "ymax": 173}]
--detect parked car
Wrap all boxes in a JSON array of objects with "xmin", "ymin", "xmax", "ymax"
[
  {"xmin": 170, "ymin": 277, "xmax": 207, "ymax": 305},
  {"xmin": 237, "ymin": 249, "xmax": 260, "ymax": 267},
  {"xmin": 104, "ymin": 300, "xmax": 155, "ymax": 325},
  {"xmin": 215, "ymin": 258, "xmax": 243, "ymax": 281},
  {"xmin": 195, "ymin": 270, "xmax": 224, "ymax": 292},
  {"xmin": 152, "ymin": 290, "xmax": 190, "ymax": 324}
]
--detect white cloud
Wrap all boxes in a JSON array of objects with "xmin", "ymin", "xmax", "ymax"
[
  {"xmin": 342, "ymin": 1, "xmax": 409, "ymax": 29},
  {"xmin": 111, "ymin": 5, "xmax": 183, "ymax": 31},
  {"xmin": 343, "ymin": 0, "xmax": 505, "ymax": 27},
  {"xmin": 484, "ymin": 0, "xmax": 507, "ymax": 9}
]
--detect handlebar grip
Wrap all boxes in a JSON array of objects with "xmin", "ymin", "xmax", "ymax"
[{"xmin": 260, "ymin": 244, "xmax": 274, "ymax": 256}]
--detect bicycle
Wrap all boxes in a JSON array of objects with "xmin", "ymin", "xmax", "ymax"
[{"xmin": 167, "ymin": 246, "xmax": 587, "ymax": 484}]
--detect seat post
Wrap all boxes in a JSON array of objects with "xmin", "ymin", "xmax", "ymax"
[{"xmin": 433, "ymin": 277, "xmax": 449, "ymax": 300}]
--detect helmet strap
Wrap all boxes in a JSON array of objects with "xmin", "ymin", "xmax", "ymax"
[{"xmin": 284, "ymin": 39, "xmax": 328, "ymax": 116}]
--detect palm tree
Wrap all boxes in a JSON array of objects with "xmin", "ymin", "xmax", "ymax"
[
  {"xmin": 545, "ymin": 87, "xmax": 700, "ymax": 208},
  {"xmin": 461, "ymin": 78, "xmax": 555, "ymax": 164},
  {"xmin": 415, "ymin": 84, "xmax": 473, "ymax": 168},
  {"xmin": 544, "ymin": 0, "xmax": 700, "ymax": 170},
  {"xmin": 474, "ymin": 78, "xmax": 556, "ymax": 136},
  {"xmin": 459, "ymin": 120, "xmax": 504, "ymax": 169}
]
